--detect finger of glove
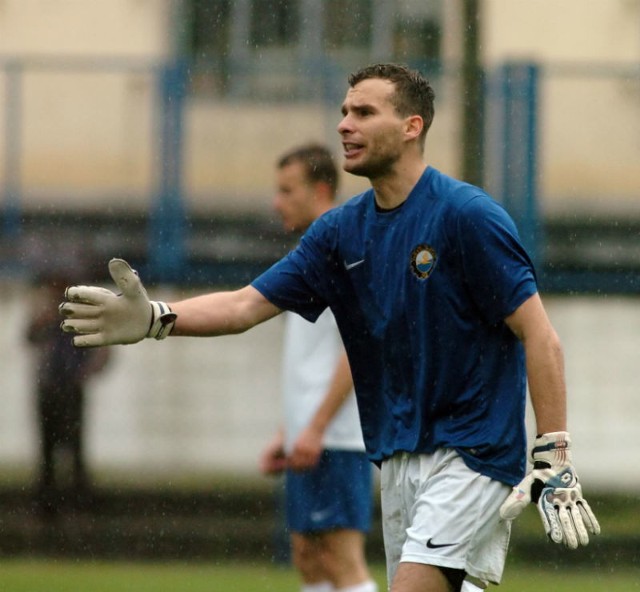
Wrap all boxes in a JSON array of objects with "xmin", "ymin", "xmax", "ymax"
[
  {"xmin": 499, "ymin": 473, "xmax": 535, "ymax": 520},
  {"xmin": 59, "ymin": 301, "xmax": 104, "ymax": 319},
  {"xmin": 72, "ymin": 332, "xmax": 107, "ymax": 348},
  {"xmin": 65, "ymin": 285, "xmax": 115, "ymax": 305},
  {"xmin": 108, "ymin": 259, "xmax": 147, "ymax": 299},
  {"xmin": 578, "ymin": 499, "xmax": 601, "ymax": 536},
  {"xmin": 61, "ymin": 318, "xmax": 102, "ymax": 335},
  {"xmin": 556, "ymin": 503, "xmax": 579, "ymax": 549},
  {"xmin": 537, "ymin": 500, "xmax": 553, "ymax": 540},
  {"xmin": 569, "ymin": 503, "xmax": 590, "ymax": 547},
  {"xmin": 538, "ymin": 490, "xmax": 564, "ymax": 545}
]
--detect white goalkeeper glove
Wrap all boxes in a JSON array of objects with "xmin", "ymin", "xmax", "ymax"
[
  {"xmin": 500, "ymin": 431, "xmax": 600, "ymax": 549},
  {"xmin": 59, "ymin": 258, "xmax": 177, "ymax": 347}
]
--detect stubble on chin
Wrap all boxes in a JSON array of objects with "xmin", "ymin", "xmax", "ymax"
[
  {"xmin": 342, "ymin": 160, "xmax": 366, "ymax": 178},
  {"xmin": 344, "ymin": 155, "xmax": 396, "ymax": 180}
]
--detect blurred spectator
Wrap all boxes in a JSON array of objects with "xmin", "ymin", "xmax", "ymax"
[
  {"xmin": 26, "ymin": 267, "xmax": 110, "ymax": 516},
  {"xmin": 260, "ymin": 144, "xmax": 377, "ymax": 592}
]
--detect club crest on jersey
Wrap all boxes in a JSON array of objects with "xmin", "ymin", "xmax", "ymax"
[{"xmin": 410, "ymin": 244, "xmax": 437, "ymax": 279}]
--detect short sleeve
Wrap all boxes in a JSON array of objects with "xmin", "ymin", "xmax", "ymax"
[
  {"xmin": 456, "ymin": 195, "xmax": 538, "ymax": 325},
  {"xmin": 251, "ymin": 216, "xmax": 337, "ymax": 322}
]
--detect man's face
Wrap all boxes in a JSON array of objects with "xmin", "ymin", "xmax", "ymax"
[
  {"xmin": 337, "ymin": 78, "xmax": 406, "ymax": 179},
  {"xmin": 273, "ymin": 161, "xmax": 319, "ymax": 232}
]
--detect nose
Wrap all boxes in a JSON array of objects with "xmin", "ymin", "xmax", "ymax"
[
  {"xmin": 337, "ymin": 113, "xmax": 351, "ymax": 136},
  {"xmin": 273, "ymin": 194, "xmax": 283, "ymax": 213}
]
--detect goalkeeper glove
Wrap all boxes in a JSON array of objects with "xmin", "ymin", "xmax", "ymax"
[
  {"xmin": 499, "ymin": 431, "xmax": 600, "ymax": 549},
  {"xmin": 59, "ymin": 258, "xmax": 177, "ymax": 347}
]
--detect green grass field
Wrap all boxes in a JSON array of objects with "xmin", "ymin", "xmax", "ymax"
[{"xmin": 0, "ymin": 559, "xmax": 637, "ymax": 591}]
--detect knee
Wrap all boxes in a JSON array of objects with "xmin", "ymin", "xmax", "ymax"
[
  {"xmin": 317, "ymin": 541, "xmax": 366, "ymax": 582},
  {"xmin": 291, "ymin": 537, "xmax": 322, "ymax": 579}
]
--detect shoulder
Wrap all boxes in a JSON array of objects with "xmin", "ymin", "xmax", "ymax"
[
  {"xmin": 428, "ymin": 167, "xmax": 485, "ymax": 208},
  {"xmin": 458, "ymin": 193, "xmax": 518, "ymax": 237},
  {"xmin": 427, "ymin": 167, "xmax": 514, "ymax": 228},
  {"xmin": 323, "ymin": 189, "xmax": 372, "ymax": 223}
]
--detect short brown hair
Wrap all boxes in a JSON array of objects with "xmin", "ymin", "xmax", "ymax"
[
  {"xmin": 348, "ymin": 63, "xmax": 436, "ymax": 146},
  {"xmin": 277, "ymin": 144, "xmax": 339, "ymax": 197}
]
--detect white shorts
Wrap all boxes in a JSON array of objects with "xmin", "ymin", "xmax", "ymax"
[{"xmin": 380, "ymin": 449, "xmax": 511, "ymax": 587}]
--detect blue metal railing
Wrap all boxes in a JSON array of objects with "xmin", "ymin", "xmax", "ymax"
[{"xmin": 496, "ymin": 62, "xmax": 541, "ymax": 266}]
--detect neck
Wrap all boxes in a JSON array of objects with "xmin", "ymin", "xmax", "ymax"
[
  {"xmin": 313, "ymin": 200, "xmax": 334, "ymax": 221},
  {"xmin": 371, "ymin": 161, "xmax": 427, "ymax": 210}
]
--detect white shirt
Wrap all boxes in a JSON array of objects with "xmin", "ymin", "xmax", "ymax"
[{"xmin": 281, "ymin": 310, "xmax": 365, "ymax": 453}]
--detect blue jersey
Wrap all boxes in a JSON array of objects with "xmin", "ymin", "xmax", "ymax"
[{"xmin": 252, "ymin": 167, "xmax": 537, "ymax": 485}]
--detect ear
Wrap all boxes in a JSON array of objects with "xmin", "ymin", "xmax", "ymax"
[
  {"xmin": 314, "ymin": 180, "xmax": 334, "ymax": 204},
  {"xmin": 404, "ymin": 114, "xmax": 424, "ymax": 142}
]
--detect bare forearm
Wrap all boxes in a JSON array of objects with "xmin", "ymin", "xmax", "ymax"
[
  {"xmin": 525, "ymin": 327, "xmax": 567, "ymax": 434},
  {"xmin": 307, "ymin": 353, "xmax": 354, "ymax": 433},
  {"xmin": 288, "ymin": 353, "xmax": 355, "ymax": 470},
  {"xmin": 169, "ymin": 286, "xmax": 281, "ymax": 337}
]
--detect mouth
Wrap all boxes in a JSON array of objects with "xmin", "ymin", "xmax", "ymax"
[{"xmin": 343, "ymin": 142, "xmax": 364, "ymax": 159}]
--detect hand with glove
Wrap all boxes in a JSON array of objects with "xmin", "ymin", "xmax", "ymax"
[
  {"xmin": 500, "ymin": 431, "xmax": 600, "ymax": 549},
  {"xmin": 59, "ymin": 258, "xmax": 177, "ymax": 347}
]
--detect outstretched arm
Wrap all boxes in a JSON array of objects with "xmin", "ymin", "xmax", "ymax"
[
  {"xmin": 60, "ymin": 258, "xmax": 281, "ymax": 347},
  {"xmin": 170, "ymin": 285, "xmax": 282, "ymax": 337}
]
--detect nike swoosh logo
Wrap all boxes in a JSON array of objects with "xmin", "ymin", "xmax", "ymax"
[
  {"xmin": 344, "ymin": 259, "xmax": 365, "ymax": 270},
  {"xmin": 426, "ymin": 538, "xmax": 457, "ymax": 549},
  {"xmin": 310, "ymin": 508, "xmax": 334, "ymax": 522}
]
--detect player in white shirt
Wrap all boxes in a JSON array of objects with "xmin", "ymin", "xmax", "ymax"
[
  {"xmin": 281, "ymin": 309, "xmax": 364, "ymax": 455},
  {"xmin": 259, "ymin": 144, "xmax": 377, "ymax": 592}
]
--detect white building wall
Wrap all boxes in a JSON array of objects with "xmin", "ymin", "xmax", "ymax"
[
  {"xmin": 482, "ymin": 0, "xmax": 640, "ymax": 215},
  {"xmin": 0, "ymin": 0, "xmax": 174, "ymax": 57},
  {"xmin": 482, "ymin": 0, "xmax": 640, "ymax": 64}
]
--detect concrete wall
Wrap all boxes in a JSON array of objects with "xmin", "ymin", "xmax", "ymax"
[
  {"xmin": 481, "ymin": 0, "xmax": 640, "ymax": 215},
  {"xmin": 0, "ymin": 0, "xmax": 174, "ymax": 57},
  {"xmin": 1, "ymin": 281, "xmax": 638, "ymax": 491},
  {"xmin": 483, "ymin": 0, "xmax": 640, "ymax": 64}
]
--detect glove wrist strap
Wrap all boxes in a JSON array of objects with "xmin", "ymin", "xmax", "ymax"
[
  {"xmin": 531, "ymin": 431, "xmax": 572, "ymax": 465},
  {"xmin": 148, "ymin": 301, "xmax": 177, "ymax": 340}
]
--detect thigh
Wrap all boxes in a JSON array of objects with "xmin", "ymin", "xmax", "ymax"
[
  {"xmin": 380, "ymin": 454, "xmax": 411, "ymax": 581},
  {"xmin": 391, "ymin": 562, "xmax": 457, "ymax": 592}
]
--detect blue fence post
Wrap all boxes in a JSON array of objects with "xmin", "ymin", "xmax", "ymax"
[
  {"xmin": 148, "ymin": 59, "xmax": 189, "ymax": 283},
  {"xmin": 498, "ymin": 62, "xmax": 541, "ymax": 266},
  {"xmin": 2, "ymin": 61, "xmax": 23, "ymax": 241}
]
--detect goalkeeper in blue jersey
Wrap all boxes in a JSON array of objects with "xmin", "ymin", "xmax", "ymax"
[{"xmin": 60, "ymin": 63, "xmax": 599, "ymax": 592}]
